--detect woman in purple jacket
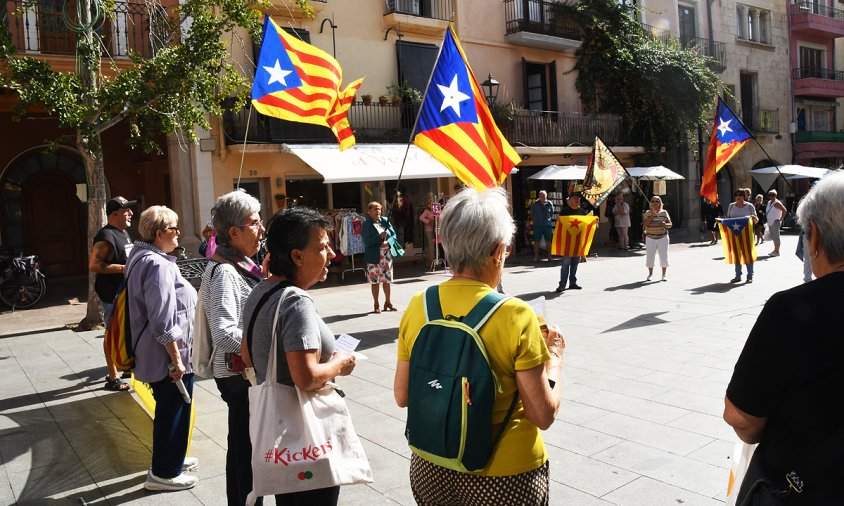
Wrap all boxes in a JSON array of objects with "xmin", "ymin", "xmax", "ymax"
[{"xmin": 127, "ymin": 205, "xmax": 198, "ymax": 492}]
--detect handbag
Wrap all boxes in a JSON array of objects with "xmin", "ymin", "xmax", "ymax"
[{"xmin": 246, "ymin": 289, "xmax": 373, "ymax": 505}]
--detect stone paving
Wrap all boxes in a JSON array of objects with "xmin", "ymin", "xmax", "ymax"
[{"xmin": 0, "ymin": 233, "xmax": 809, "ymax": 505}]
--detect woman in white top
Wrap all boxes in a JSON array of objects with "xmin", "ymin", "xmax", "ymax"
[
  {"xmin": 725, "ymin": 190, "xmax": 759, "ymax": 283},
  {"xmin": 765, "ymin": 190, "xmax": 788, "ymax": 257},
  {"xmin": 612, "ymin": 193, "xmax": 631, "ymax": 250}
]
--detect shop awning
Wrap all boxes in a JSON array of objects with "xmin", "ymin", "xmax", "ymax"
[
  {"xmin": 750, "ymin": 165, "xmax": 831, "ymax": 190},
  {"xmin": 283, "ymin": 144, "xmax": 454, "ymax": 184}
]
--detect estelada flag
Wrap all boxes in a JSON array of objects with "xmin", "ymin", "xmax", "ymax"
[
  {"xmin": 701, "ymin": 98, "xmax": 753, "ymax": 204},
  {"xmin": 551, "ymin": 215, "xmax": 599, "ymax": 257},
  {"xmin": 718, "ymin": 217, "xmax": 757, "ymax": 265},
  {"xmin": 413, "ymin": 26, "xmax": 520, "ymax": 191},
  {"xmin": 582, "ymin": 136, "xmax": 628, "ymax": 207},
  {"xmin": 251, "ymin": 14, "xmax": 364, "ymax": 150}
]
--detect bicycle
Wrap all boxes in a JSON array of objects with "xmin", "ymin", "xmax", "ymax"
[{"xmin": 0, "ymin": 246, "xmax": 47, "ymax": 310}]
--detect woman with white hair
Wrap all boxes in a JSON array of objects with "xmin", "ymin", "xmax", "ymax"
[
  {"xmin": 201, "ymin": 190, "xmax": 265, "ymax": 505},
  {"xmin": 724, "ymin": 171, "xmax": 844, "ymax": 503},
  {"xmin": 126, "ymin": 206, "xmax": 199, "ymax": 491},
  {"xmin": 394, "ymin": 188, "xmax": 565, "ymax": 505},
  {"xmin": 642, "ymin": 195, "xmax": 672, "ymax": 281}
]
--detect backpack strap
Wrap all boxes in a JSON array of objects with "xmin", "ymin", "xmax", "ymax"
[
  {"xmin": 462, "ymin": 291, "xmax": 511, "ymax": 331},
  {"xmin": 423, "ymin": 285, "xmax": 443, "ymax": 322}
]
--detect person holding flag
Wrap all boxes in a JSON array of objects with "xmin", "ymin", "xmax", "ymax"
[
  {"xmin": 412, "ymin": 26, "xmax": 520, "ymax": 191},
  {"xmin": 722, "ymin": 190, "xmax": 759, "ymax": 283},
  {"xmin": 251, "ymin": 14, "xmax": 363, "ymax": 150},
  {"xmin": 700, "ymin": 98, "xmax": 753, "ymax": 205},
  {"xmin": 554, "ymin": 192, "xmax": 592, "ymax": 293}
]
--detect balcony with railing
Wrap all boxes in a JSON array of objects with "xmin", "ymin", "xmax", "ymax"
[
  {"xmin": 795, "ymin": 130, "xmax": 844, "ymax": 161},
  {"xmin": 641, "ymin": 23, "xmax": 672, "ymax": 45},
  {"xmin": 504, "ymin": 0, "xmax": 581, "ymax": 51},
  {"xmin": 224, "ymin": 103, "xmax": 624, "ymax": 148},
  {"xmin": 793, "ymin": 67, "xmax": 844, "ymax": 98},
  {"xmin": 749, "ymin": 108, "xmax": 779, "ymax": 134},
  {"xmin": 383, "ymin": 0, "xmax": 451, "ymax": 37},
  {"xmin": 2, "ymin": 0, "xmax": 174, "ymax": 59},
  {"xmin": 790, "ymin": 2, "xmax": 844, "ymax": 38},
  {"xmin": 684, "ymin": 37, "xmax": 726, "ymax": 73}
]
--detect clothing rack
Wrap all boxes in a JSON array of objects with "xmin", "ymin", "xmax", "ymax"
[{"xmin": 323, "ymin": 208, "xmax": 366, "ymax": 281}]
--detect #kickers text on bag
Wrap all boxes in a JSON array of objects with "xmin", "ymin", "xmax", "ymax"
[{"xmin": 266, "ymin": 438, "xmax": 333, "ymax": 466}]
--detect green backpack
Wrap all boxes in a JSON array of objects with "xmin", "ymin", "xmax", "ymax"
[{"xmin": 405, "ymin": 286, "xmax": 519, "ymax": 473}]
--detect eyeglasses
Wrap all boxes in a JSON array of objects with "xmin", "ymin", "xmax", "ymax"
[
  {"xmin": 164, "ymin": 226, "xmax": 180, "ymax": 233},
  {"xmin": 236, "ymin": 219, "xmax": 263, "ymax": 229}
]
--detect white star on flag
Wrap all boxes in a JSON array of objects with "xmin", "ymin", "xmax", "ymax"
[
  {"xmin": 437, "ymin": 74, "xmax": 471, "ymax": 117},
  {"xmin": 263, "ymin": 59, "xmax": 293, "ymax": 86},
  {"xmin": 717, "ymin": 117, "xmax": 733, "ymax": 137},
  {"xmin": 732, "ymin": 223, "xmax": 742, "ymax": 232}
]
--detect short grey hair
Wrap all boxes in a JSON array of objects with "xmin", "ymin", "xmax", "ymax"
[
  {"xmin": 211, "ymin": 189, "xmax": 261, "ymax": 245},
  {"xmin": 138, "ymin": 206, "xmax": 178, "ymax": 242},
  {"xmin": 797, "ymin": 171, "xmax": 844, "ymax": 264},
  {"xmin": 440, "ymin": 187, "xmax": 515, "ymax": 274}
]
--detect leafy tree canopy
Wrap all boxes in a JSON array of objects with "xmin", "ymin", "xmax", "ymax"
[{"xmin": 557, "ymin": 0, "xmax": 722, "ymax": 150}]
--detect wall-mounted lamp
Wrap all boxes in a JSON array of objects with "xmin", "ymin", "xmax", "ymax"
[
  {"xmin": 275, "ymin": 177, "xmax": 284, "ymax": 187},
  {"xmin": 481, "ymin": 73, "xmax": 499, "ymax": 106}
]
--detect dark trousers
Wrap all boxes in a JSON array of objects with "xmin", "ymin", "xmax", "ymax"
[
  {"xmin": 276, "ymin": 486, "xmax": 340, "ymax": 506},
  {"xmin": 215, "ymin": 375, "xmax": 260, "ymax": 506},
  {"xmin": 150, "ymin": 373, "xmax": 194, "ymax": 479},
  {"xmin": 559, "ymin": 256, "xmax": 579, "ymax": 287}
]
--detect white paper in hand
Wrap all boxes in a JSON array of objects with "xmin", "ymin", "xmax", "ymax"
[
  {"xmin": 335, "ymin": 333, "xmax": 361, "ymax": 354},
  {"xmin": 527, "ymin": 296, "xmax": 547, "ymax": 321}
]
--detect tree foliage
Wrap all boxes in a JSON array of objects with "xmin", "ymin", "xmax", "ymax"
[{"xmin": 557, "ymin": 0, "xmax": 722, "ymax": 150}]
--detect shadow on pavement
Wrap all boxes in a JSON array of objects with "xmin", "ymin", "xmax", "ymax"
[
  {"xmin": 602, "ymin": 311, "xmax": 670, "ymax": 333},
  {"xmin": 353, "ymin": 327, "xmax": 399, "ymax": 352},
  {"xmin": 513, "ymin": 290, "xmax": 564, "ymax": 301},
  {"xmin": 604, "ymin": 281, "xmax": 648, "ymax": 291},
  {"xmin": 688, "ymin": 282, "xmax": 746, "ymax": 294},
  {"xmin": 323, "ymin": 312, "xmax": 371, "ymax": 324}
]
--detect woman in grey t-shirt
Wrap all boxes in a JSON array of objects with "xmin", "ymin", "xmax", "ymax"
[{"xmin": 241, "ymin": 208, "xmax": 356, "ymax": 505}]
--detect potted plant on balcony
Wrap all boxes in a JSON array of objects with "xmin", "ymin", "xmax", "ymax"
[
  {"xmin": 386, "ymin": 81, "xmax": 423, "ymax": 106},
  {"xmin": 360, "ymin": 94, "xmax": 372, "ymax": 106},
  {"xmin": 378, "ymin": 95, "xmax": 390, "ymax": 106},
  {"xmin": 274, "ymin": 193, "xmax": 287, "ymax": 208}
]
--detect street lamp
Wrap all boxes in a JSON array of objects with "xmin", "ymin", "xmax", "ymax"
[{"xmin": 481, "ymin": 73, "xmax": 499, "ymax": 106}]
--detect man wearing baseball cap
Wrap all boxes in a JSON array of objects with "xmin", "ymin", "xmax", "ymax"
[{"xmin": 89, "ymin": 196, "xmax": 136, "ymax": 391}]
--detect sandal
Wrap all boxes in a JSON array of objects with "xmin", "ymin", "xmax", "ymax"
[
  {"xmin": 373, "ymin": 304, "xmax": 381, "ymax": 314},
  {"xmin": 104, "ymin": 376, "xmax": 130, "ymax": 392},
  {"xmin": 384, "ymin": 303, "xmax": 398, "ymax": 312}
]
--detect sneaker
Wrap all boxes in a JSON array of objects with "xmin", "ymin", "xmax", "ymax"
[
  {"xmin": 144, "ymin": 470, "xmax": 198, "ymax": 491},
  {"xmin": 730, "ymin": 277, "xmax": 741, "ymax": 283},
  {"xmin": 769, "ymin": 251, "xmax": 779, "ymax": 257},
  {"xmin": 568, "ymin": 284, "xmax": 582, "ymax": 290},
  {"xmin": 554, "ymin": 285, "xmax": 565, "ymax": 293},
  {"xmin": 746, "ymin": 277, "xmax": 753, "ymax": 284},
  {"xmin": 182, "ymin": 457, "xmax": 199, "ymax": 473}
]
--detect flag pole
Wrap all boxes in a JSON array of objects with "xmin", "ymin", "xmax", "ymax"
[{"xmin": 388, "ymin": 23, "xmax": 450, "ymax": 219}]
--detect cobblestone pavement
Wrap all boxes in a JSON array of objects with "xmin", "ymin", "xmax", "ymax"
[{"xmin": 0, "ymin": 234, "xmax": 808, "ymax": 505}]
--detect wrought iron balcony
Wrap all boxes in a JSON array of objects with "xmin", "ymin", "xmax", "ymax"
[
  {"xmin": 749, "ymin": 108, "xmax": 779, "ymax": 134},
  {"xmin": 791, "ymin": 1, "xmax": 844, "ymax": 21},
  {"xmin": 502, "ymin": 110, "xmax": 623, "ymax": 147},
  {"xmin": 223, "ymin": 102, "xmax": 420, "ymax": 146},
  {"xmin": 795, "ymin": 130, "xmax": 844, "ymax": 143},
  {"xmin": 684, "ymin": 37, "xmax": 726, "ymax": 73},
  {"xmin": 504, "ymin": 0, "xmax": 581, "ymax": 44},
  {"xmin": 793, "ymin": 67, "xmax": 844, "ymax": 81},
  {"xmin": 2, "ymin": 0, "xmax": 174, "ymax": 58},
  {"xmin": 384, "ymin": 0, "xmax": 452, "ymax": 21},
  {"xmin": 641, "ymin": 23, "xmax": 672, "ymax": 44}
]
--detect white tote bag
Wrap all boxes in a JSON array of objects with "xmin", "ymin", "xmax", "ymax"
[
  {"xmin": 725, "ymin": 441, "xmax": 757, "ymax": 506},
  {"xmin": 246, "ymin": 290, "xmax": 373, "ymax": 505},
  {"xmin": 191, "ymin": 290, "xmax": 215, "ymax": 378}
]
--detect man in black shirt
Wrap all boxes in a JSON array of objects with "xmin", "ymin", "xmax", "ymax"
[
  {"xmin": 555, "ymin": 193, "xmax": 589, "ymax": 292},
  {"xmin": 89, "ymin": 196, "xmax": 135, "ymax": 391}
]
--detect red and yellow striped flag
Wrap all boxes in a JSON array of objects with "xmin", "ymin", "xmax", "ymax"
[
  {"xmin": 551, "ymin": 215, "xmax": 598, "ymax": 257},
  {"xmin": 413, "ymin": 26, "xmax": 520, "ymax": 191},
  {"xmin": 718, "ymin": 217, "xmax": 757, "ymax": 265},
  {"xmin": 251, "ymin": 15, "xmax": 364, "ymax": 150}
]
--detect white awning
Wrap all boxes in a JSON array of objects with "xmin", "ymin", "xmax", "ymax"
[
  {"xmin": 750, "ymin": 165, "xmax": 831, "ymax": 190},
  {"xmin": 283, "ymin": 144, "xmax": 453, "ymax": 184},
  {"xmin": 528, "ymin": 165, "xmax": 588, "ymax": 181}
]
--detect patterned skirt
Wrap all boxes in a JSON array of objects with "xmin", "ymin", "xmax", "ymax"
[{"xmin": 366, "ymin": 244, "xmax": 393, "ymax": 284}]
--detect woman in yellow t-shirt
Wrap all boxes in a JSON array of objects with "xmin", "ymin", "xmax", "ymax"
[{"xmin": 393, "ymin": 188, "xmax": 565, "ymax": 505}]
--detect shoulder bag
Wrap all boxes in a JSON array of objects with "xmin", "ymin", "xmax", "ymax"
[{"xmin": 245, "ymin": 288, "xmax": 373, "ymax": 505}]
